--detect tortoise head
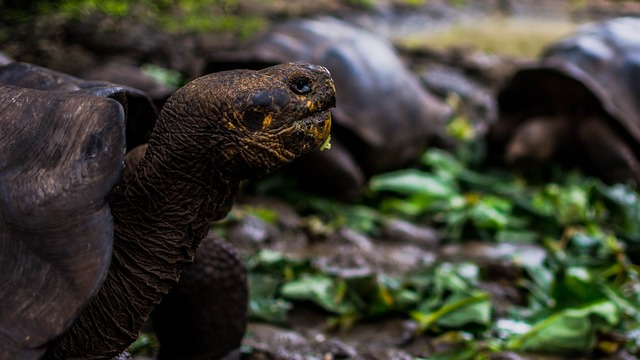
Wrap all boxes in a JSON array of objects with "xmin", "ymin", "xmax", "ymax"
[{"xmin": 155, "ymin": 62, "xmax": 335, "ymax": 179}]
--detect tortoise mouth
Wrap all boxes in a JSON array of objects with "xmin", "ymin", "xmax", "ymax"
[{"xmin": 300, "ymin": 109, "xmax": 332, "ymax": 149}]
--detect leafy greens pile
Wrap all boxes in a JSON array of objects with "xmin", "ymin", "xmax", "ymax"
[{"xmin": 245, "ymin": 146, "xmax": 640, "ymax": 358}]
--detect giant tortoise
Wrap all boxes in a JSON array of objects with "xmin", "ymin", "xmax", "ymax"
[
  {"xmin": 488, "ymin": 17, "xmax": 640, "ymax": 185},
  {"xmin": 0, "ymin": 61, "xmax": 335, "ymax": 359},
  {"xmin": 206, "ymin": 17, "xmax": 452, "ymax": 198}
]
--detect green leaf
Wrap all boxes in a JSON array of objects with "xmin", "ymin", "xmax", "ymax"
[
  {"xmin": 345, "ymin": 274, "xmax": 400, "ymax": 316},
  {"xmin": 248, "ymin": 297, "xmax": 291, "ymax": 323},
  {"xmin": 495, "ymin": 229, "xmax": 539, "ymax": 243},
  {"xmin": 436, "ymin": 291, "xmax": 492, "ymax": 328},
  {"xmin": 248, "ymin": 249, "xmax": 286, "ymax": 267},
  {"xmin": 248, "ymin": 273, "xmax": 291, "ymax": 323},
  {"xmin": 601, "ymin": 283, "xmax": 640, "ymax": 323},
  {"xmin": 378, "ymin": 196, "xmax": 438, "ymax": 217},
  {"xmin": 495, "ymin": 318, "xmax": 532, "ymax": 339},
  {"xmin": 411, "ymin": 263, "xmax": 492, "ymax": 331},
  {"xmin": 467, "ymin": 195, "xmax": 512, "ymax": 230},
  {"xmin": 531, "ymin": 183, "xmax": 594, "ymax": 225},
  {"xmin": 507, "ymin": 300, "xmax": 621, "ymax": 353},
  {"xmin": 127, "ymin": 332, "xmax": 157, "ymax": 356},
  {"xmin": 521, "ymin": 263, "xmax": 556, "ymax": 307},
  {"xmin": 437, "ymin": 262, "xmax": 480, "ymax": 291},
  {"xmin": 237, "ymin": 204, "xmax": 279, "ymax": 225},
  {"xmin": 341, "ymin": 205, "xmax": 381, "ymax": 235},
  {"xmin": 280, "ymin": 275, "xmax": 356, "ymax": 315},
  {"xmin": 412, "ymin": 291, "xmax": 492, "ymax": 330},
  {"xmin": 141, "ymin": 63, "xmax": 183, "ymax": 88},
  {"xmin": 370, "ymin": 169, "xmax": 458, "ymax": 199},
  {"xmin": 420, "ymin": 148, "xmax": 465, "ymax": 178},
  {"xmin": 596, "ymin": 182, "xmax": 640, "ymax": 240},
  {"xmin": 556, "ymin": 267, "xmax": 604, "ymax": 303},
  {"xmin": 247, "ymin": 249, "xmax": 310, "ymax": 279}
]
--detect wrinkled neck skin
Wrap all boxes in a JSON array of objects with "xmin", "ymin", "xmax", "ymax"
[{"xmin": 45, "ymin": 98, "xmax": 240, "ymax": 359}]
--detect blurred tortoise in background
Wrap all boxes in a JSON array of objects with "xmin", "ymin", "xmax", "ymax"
[
  {"xmin": 78, "ymin": 56, "xmax": 178, "ymax": 111},
  {"xmin": 488, "ymin": 17, "xmax": 640, "ymax": 185},
  {"xmin": 206, "ymin": 17, "xmax": 452, "ymax": 198},
  {"xmin": 0, "ymin": 61, "xmax": 335, "ymax": 359}
]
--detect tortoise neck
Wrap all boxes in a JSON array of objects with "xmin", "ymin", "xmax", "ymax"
[
  {"xmin": 45, "ymin": 112, "xmax": 239, "ymax": 359},
  {"xmin": 114, "ymin": 135, "xmax": 235, "ymax": 250},
  {"xmin": 116, "ymin": 101, "xmax": 238, "ymax": 234}
]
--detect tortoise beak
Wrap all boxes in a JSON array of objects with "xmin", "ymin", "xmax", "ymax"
[
  {"xmin": 294, "ymin": 107, "xmax": 332, "ymax": 153},
  {"xmin": 311, "ymin": 67, "xmax": 335, "ymax": 147},
  {"xmin": 315, "ymin": 111, "xmax": 332, "ymax": 151}
]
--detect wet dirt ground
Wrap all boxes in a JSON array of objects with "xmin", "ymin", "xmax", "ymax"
[{"xmin": 221, "ymin": 194, "xmax": 635, "ymax": 360}]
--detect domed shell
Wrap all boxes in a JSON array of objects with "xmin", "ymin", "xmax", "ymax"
[
  {"xmin": 0, "ymin": 62, "xmax": 158, "ymax": 150},
  {"xmin": 0, "ymin": 62, "xmax": 155, "ymax": 358},
  {"xmin": 492, "ymin": 17, "xmax": 640, "ymax": 160},
  {"xmin": 206, "ymin": 18, "xmax": 451, "ymax": 177}
]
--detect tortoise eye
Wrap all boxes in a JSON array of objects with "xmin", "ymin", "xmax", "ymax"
[{"xmin": 291, "ymin": 78, "xmax": 312, "ymax": 95}]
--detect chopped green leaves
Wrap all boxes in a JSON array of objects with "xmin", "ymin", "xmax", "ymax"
[
  {"xmin": 319, "ymin": 134, "xmax": 332, "ymax": 151},
  {"xmin": 242, "ymin": 147, "xmax": 640, "ymax": 357},
  {"xmin": 507, "ymin": 300, "xmax": 621, "ymax": 353},
  {"xmin": 411, "ymin": 263, "xmax": 492, "ymax": 331}
]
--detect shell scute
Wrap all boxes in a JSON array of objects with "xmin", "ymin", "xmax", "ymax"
[{"xmin": 0, "ymin": 67, "xmax": 130, "ymax": 357}]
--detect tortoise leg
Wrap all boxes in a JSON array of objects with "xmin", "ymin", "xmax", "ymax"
[
  {"xmin": 504, "ymin": 116, "xmax": 571, "ymax": 169},
  {"xmin": 578, "ymin": 116, "xmax": 640, "ymax": 185},
  {"xmin": 151, "ymin": 233, "xmax": 248, "ymax": 360}
]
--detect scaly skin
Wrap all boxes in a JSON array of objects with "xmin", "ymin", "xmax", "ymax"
[
  {"xmin": 151, "ymin": 233, "xmax": 248, "ymax": 360},
  {"xmin": 44, "ymin": 63, "xmax": 334, "ymax": 359}
]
